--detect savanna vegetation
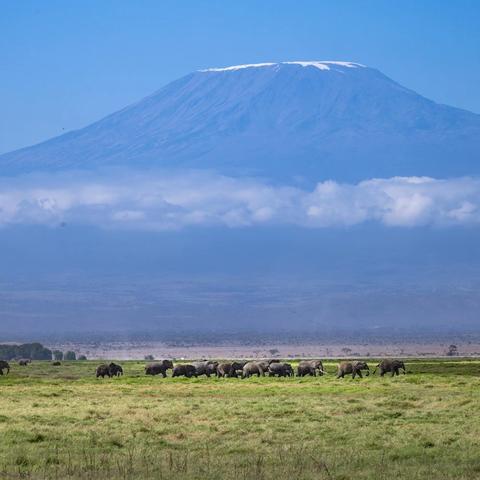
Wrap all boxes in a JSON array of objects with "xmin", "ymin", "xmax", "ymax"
[
  {"xmin": 0, "ymin": 343, "xmax": 53, "ymax": 361},
  {"xmin": 0, "ymin": 359, "xmax": 479, "ymax": 479}
]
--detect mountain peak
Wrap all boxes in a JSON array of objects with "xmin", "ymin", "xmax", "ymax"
[
  {"xmin": 200, "ymin": 60, "xmax": 366, "ymax": 72},
  {"xmin": 1, "ymin": 60, "xmax": 479, "ymax": 181}
]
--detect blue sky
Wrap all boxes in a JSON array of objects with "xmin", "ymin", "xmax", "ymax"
[{"xmin": 1, "ymin": 0, "xmax": 479, "ymax": 154}]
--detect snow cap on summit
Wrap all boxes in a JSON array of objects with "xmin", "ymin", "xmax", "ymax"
[{"xmin": 201, "ymin": 61, "xmax": 366, "ymax": 72}]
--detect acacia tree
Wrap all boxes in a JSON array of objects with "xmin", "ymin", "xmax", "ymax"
[{"xmin": 447, "ymin": 345, "xmax": 458, "ymax": 356}]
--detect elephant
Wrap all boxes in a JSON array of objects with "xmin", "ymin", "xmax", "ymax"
[
  {"xmin": 337, "ymin": 361, "xmax": 370, "ymax": 379},
  {"xmin": 172, "ymin": 364, "xmax": 197, "ymax": 378},
  {"xmin": 52, "ymin": 361, "xmax": 61, "ymax": 366},
  {"xmin": 18, "ymin": 359, "xmax": 31, "ymax": 366},
  {"xmin": 0, "ymin": 361, "xmax": 10, "ymax": 375},
  {"xmin": 242, "ymin": 361, "xmax": 267, "ymax": 378},
  {"xmin": 268, "ymin": 362, "xmax": 294, "ymax": 377},
  {"xmin": 216, "ymin": 363, "xmax": 234, "ymax": 377},
  {"xmin": 96, "ymin": 364, "xmax": 112, "ymax": 378},
  {"xmin": 297, "ymin": 360, "xmax": 326, "ymax": 377},
  {"xmin": 229, "ymin": 361, "xmax": 248, "ymax": 378},
  {"xmin": 109, "ymin": 363, "xmax": 123, "ymax": 377},
  {"xmin": 192, "ymin": 361, "xmax": 218, "ymax": 377},
  {"xmin": 145, "ymin": 360, "xmax": 174, "ymax": 377},
  {"xmin": 373, "ymin": 359, "xmax": 406, "ymax": 377}
]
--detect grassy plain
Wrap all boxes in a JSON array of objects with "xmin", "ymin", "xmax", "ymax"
[{"xmin": 0, "ymin": 359, "xmax": 479, "ymax": 480}]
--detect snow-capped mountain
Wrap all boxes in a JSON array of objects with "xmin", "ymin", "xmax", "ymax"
[{"xmin": 1, "ymin": 61, "xmax": 479, "ymax": 181}]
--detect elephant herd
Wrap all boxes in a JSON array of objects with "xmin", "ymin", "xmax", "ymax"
[
  {"xmin": 93, "ymin": 358, "xmax": 407, "ymax": 379},
  {"xmin": 0, "ymin": 358, "xmax": 407, "ymax": 379},
  {"xmin": 95, "ymin": 362, "xmax": 124, "ymax": 378}
]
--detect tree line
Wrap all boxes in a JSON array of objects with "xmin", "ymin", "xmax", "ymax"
[{"xmin": 0, "ymin": 343, "xmax": 85, "ymax": 361}]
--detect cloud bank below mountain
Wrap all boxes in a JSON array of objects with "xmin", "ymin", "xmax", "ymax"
[{"xmin": 0, "ymin": 171, "xmax": 479, "ymax": 230}]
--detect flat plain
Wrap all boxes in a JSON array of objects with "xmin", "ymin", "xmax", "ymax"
[{"xmin": 0, "ymin": 359, "xmax": 479, "ymax": 480}]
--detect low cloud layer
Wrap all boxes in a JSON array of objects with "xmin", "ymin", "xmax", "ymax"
[{"xmin": 0, "ymin": 171, "xmax": 479, "ymax": 229}]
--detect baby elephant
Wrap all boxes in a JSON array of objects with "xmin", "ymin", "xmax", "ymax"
[
  {"xmin": 18, "ymin": 359, "xmax": 31, "ymax": 366},
  {"xmin": 172, "ymin": 364, "xmax": 197, "ymax": 378},
  {"xmin": 337, "ymin": 361, "xmax": 370, "ymax": 379},
  {"xmin": 373, "ymin": 359, "xmax": 406, "ymax": 377},
  {"xmin": 145, "ymin": 360, "xmax": 174, "ymax": 377},
  {"xmin": 0, "ymin": 360, "xmax": 10, "ymax": 375}
]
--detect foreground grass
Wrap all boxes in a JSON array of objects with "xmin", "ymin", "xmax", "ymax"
[{"xmin": 0, "ymin": 359, "xmax": 479, "ymax": 479}]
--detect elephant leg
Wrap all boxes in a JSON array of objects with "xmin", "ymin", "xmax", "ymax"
[
  {"xmin": 380, "ymin": 370, "xmax": 385, "ymax": 377},
  {"xmin": 391, "ymin": 369, "xmax": 396, "ymax": 377}
]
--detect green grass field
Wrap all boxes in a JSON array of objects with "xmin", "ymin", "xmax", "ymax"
[{"xmin": 0, "ymin": 359, "xmax": 479, "ymax": 480}]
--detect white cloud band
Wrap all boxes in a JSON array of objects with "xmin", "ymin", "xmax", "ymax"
[{"xmin": 0, "ymin": 171, "xmax": 479, "ymax": 229}]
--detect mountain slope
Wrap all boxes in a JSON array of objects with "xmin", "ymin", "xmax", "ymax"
[{"xmin": 1, "ymin": 61, "xmax": 479, "ymax": 181}]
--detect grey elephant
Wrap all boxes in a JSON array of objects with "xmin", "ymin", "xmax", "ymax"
[
  {"xmin": 337, "ymin": 361, "xmax": 370, "ymax": 379},
  {"xmin": 229, "ymin": 361, "xmax": 248, "ymax": 378},
  {"xmin": 0, "ymin": 360, "xmax": 10, "ymax": 375},
  {"xmin": 52, "ymin": 361, "xmax": 61, "ymax": 366},
  {"xmin": 268, "ymin": 362, "xmax": 294, "ymax": 377},
  {"xmin": 172, "ymin": 364, "xmax": 197, "ymax": 378},
  {"xmin": 297, "ymin": 360, "xmax": 326, "ymax": 377},
  {"xmin": 109, "ymin": 363, "xmax": 123, "ymax": 377},
  {"xmin": 145, "ymin": 360, "xmax": 174, "ymax": 377},
  {"xmin": 192, "ymin": 361, "xmax": 218, "ymax": 377},
  {"xmin": 373, "ymin": 359, "xmax": 406, "ymax": 377},
  {"xmin": 96, "ymin": 364, "xmax": 112, "ymax": 378},
  {"xmin": 216, "ymin": 363, "xmax": 233, "ymax": 377},
  {"xmin": 18, "ymin": 359, "xmax": 31, "ymax": 366},
  {"xmin": 242, "ymin": 361, "xmax": 268, "ymax": 378}
]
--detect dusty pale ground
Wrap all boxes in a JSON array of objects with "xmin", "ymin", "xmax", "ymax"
[{"xmin": 44, "ymin": 340, "xmax": 480, "ymax": 360}]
